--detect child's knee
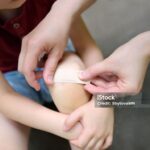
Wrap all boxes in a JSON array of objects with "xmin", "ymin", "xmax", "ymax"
[
  {"xmin": 48, "ymin": 52, "xmax": 91, "ymax": 114},
  {"xmin": 50, "ymin": 83, "xmax": 90, "ymax": 113}
]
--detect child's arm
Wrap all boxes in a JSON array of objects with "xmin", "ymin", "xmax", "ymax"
[
  {"xmin": 0, "ymin": 72, "xmax": 82, "ymax": 140},
  {"xmin": 70, "ymin": 16, "xmax": 103, "ymax": 66}
]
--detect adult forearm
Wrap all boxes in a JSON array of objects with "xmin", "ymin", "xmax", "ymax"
[{"xmin": 51, "ymin": 0, "xmax": 96, "ymax": 18}]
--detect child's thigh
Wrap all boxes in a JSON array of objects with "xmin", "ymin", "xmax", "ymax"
[{"xmin": 0, "ymin": 113, "xmax": 30, "ymax": 150}]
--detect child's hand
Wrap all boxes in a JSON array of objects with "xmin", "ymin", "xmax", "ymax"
[
  {"xmin": 64, "ymin": 98, "xmax": 114, "ymax": 150},
  {"xmin": 80, "ymin": 32, "xmax": 150, "ymax": 94},
  {"xmin": 18, "ymin": 10, "xmax": 72, "ymax": 91}
]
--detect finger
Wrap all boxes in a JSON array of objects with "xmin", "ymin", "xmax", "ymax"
[
  {"xmin": 22, "ymin": 43, "xmax": 41, "ymax": 90},
  {"xmin": 92, "ymin": 79, "xmax": 117, "ymax": 89},
  {"xmin": 84, "ymin": 83, "xmax": 107, "ymax": 94},
  {"xmin": 102, "ymin": 136, "xmax": 113, "ymax": 149},
  {"xmin": 18, "ymin": 37, "xmax": 28, "ymax": 72},
  {"xmin": 24, "ymin": 70, "xmax": 40, "ymax": 91},
  {"xmin": 91, "ymin": 78, "xmax": 111, "ymax": 88},
  {"xmin": 79, "ymin": 61, "xmax": 110, "ymax": 81},
  {"xmin": 100, "ymin": 73, "xmax": 118, "ymax": 82},
  {"xmin": 94, "ymin": 139, "xmax": 104, "ymax": 150},
  {"xmin": 85, "ymin": 81, "xmax": 124, "ymax": 94},
  {"xmin": 70, "ymin": 130, "xmax": 93, "ymax": 149},
  {"xmin": 64, "ymin": 109, "xmax": 83, "ymax": 131},
  {"xmin": 84, "ymin": 137, "xmax": 98, "ymax": 150},
  {"xmin": 43, "ymin": 48, "xmax": 63, "ymax": 85}
]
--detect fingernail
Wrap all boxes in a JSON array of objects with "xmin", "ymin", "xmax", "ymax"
[
  {"xmin": 48, "ymin": 75, "xmax": 53, "ymax": 84},
  {"xmin": 79, "ymin": 71, "xmax": 86, "ymax": 79},
  {"xmin": 34, "ymin": 81, "xmax": 40, "ymax": 91}
]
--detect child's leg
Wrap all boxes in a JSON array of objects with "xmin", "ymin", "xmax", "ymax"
[
  {"xmin": 0, "ymin": 113, "xmax": 30, "ymax": 150},
  {"xmin": 48, "ymin": 52, "xmax": 91, "ymax": 150},
  {"xmin": 48, "ymin": 52, "xmax": 90, "ymax": 113}
]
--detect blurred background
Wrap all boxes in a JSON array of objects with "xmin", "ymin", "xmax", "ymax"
[{"xmin": 29, "ymin": 0, "xmax": 150, "ymax": 149}]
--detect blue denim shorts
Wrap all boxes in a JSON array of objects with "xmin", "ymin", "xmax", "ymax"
[{"xmin": 4, "ymin": 71, "xmax": 52, "ymax": 104}]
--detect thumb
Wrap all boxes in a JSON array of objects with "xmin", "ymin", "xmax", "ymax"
[
  {"xmin": 79, "ymin": 61, "xmax": 110, "ymax": 81},
  {"xmin": 63, "ymin": 109, "xmax": 83, "ymax": 131}
]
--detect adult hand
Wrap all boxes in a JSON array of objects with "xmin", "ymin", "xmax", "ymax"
[
  {"xmin": 18, "ymin": 10, "xmax": 72, "ymax": 91},
  {"xmin": 80, "ymin": 32, "xmax": 150, "ymax": 94}
]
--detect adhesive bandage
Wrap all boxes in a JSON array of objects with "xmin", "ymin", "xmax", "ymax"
[
  {"xmin": 52, "ymin": 52, "xmax": 90, "ymax": 85},
  {"xmin": 53, "ymin": 68, "xmax": 89, "ymax": 85}
]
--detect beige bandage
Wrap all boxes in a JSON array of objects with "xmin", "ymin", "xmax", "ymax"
[
  {"xmin": 53, "ymin": 68, "xmax": 88, "ymax": 84},
  {"xmin": 52, "ymin": 52, "xmax": 90, "ymax": 85}
]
